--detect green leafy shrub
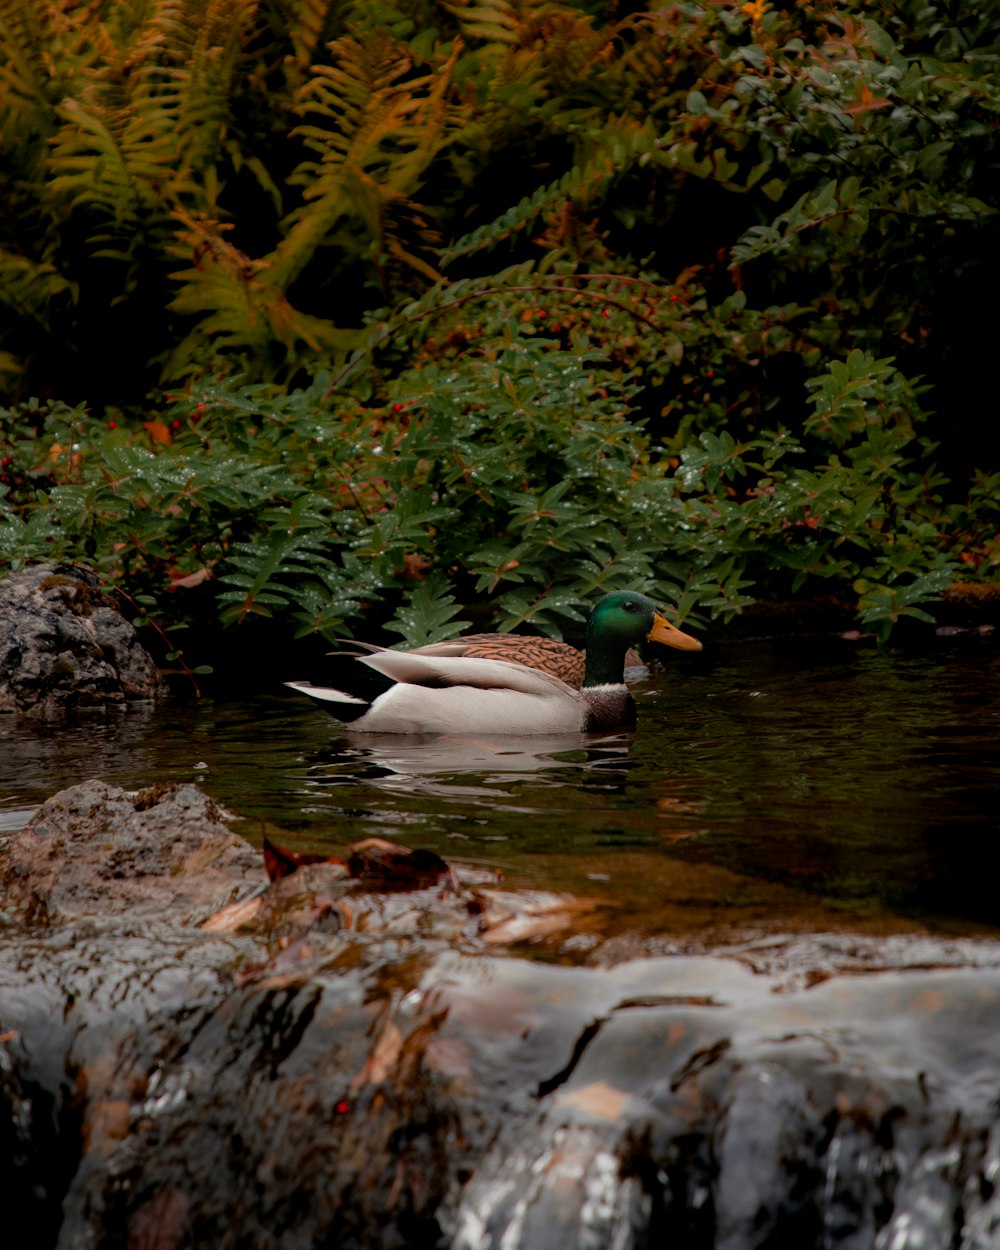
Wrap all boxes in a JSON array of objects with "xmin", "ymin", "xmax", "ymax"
[
  {"xmin": 0, "ymin": 337, "xmax": 668, "ymax": 644},
  {"xmin": 0, "ymin": 335, "xmax": 981, "ymax": 656}
]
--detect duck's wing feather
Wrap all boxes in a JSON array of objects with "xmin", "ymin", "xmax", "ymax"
[
  {"xmin": 409, "ymin": 634, "xmax": 585, "ymax": 682},
  {"xmin": 284, "ymin": 680, "xmax": 366, "ymax": 705},
  {"xmin": 359, "ymin": 650, "xmax": 578, "ymax": 697}
]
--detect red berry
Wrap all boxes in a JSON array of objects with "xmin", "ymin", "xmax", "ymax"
[{"xmin": 108, "ymin": 421, "xmax": 117, "ymax": 430}]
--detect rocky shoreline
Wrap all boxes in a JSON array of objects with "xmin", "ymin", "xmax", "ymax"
[{"xmin": 4, "ymin": 779, "xmax": 1000, "ymax": 1249}]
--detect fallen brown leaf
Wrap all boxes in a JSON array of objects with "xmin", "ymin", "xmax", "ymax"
[{"xmin": 263, "ymin": 838, "xmax": 339, "ymax": 882}]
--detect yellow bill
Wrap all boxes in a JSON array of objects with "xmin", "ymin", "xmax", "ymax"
[{"xmin": 647, "ymin": 612, "xmax": 703, "ymax": 652}]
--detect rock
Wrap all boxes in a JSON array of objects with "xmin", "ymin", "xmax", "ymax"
[
  {"xmin": 0, "ymin": 563, "xmax": 162, "ymax": 715},
  {"xmin": 1, "ymin": 779, "xmax": 261, "ymax": 924},
  {"xmin": 5, "ymin": 781, "xmax": 1000, "ymax": 1250}
]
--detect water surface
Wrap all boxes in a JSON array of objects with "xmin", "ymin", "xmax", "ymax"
[{"xmin": 3, "ymin": 632, "xmax": 998, "ymax": 944}]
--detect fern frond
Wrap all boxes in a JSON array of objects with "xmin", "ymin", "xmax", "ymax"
[
  {"xmin": 0, "ymin": 0, "xmax": 52, "ymax": 128},
  {"xmin": 272, "ymin": 32, "xmax": 460, "ymax": 289},
  {"xmin": 0, "ymin": 250, "xmax": 79, "ymax": 329},
  {"xmin": 49, "ymin": 97, "xmax": 182, "ymax": 224},
  {"xmin": 0, "ymin": 0, "xmax": 100, "ymax": 135},
  {"xmin": 442, "ymin": 0, "xmax": 520, "ymax": 46},
  {"xmin": 442, "ymin": 118, "xmax": 655, "ymax": 264},
  {"xmin": 47, "ymin": 0, "xmax": 262, "ymax": 228},
  {"xmin": 529, "ymin": 8, "xmax": 614, "ymax": 95},
  {"xmin": 166, "ymin": 212, "xmax": 349, "ymax": 374},
  {"xmin": 175, "ymin": 0, "xmax": 261, "ymax": 168},
  {"xmin": 273, "ymin": 0, "xmax": 339, "ymax": 72}
]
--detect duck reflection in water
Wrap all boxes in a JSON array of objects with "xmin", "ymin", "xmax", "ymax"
[{"xmin": 303, "ymin": 732, "xmax": 636, "ymax": 802}]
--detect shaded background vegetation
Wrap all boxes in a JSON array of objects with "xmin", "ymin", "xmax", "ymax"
[{"xmin": 1, "ymin": 0, "xmax": 998, "ymax": 670}]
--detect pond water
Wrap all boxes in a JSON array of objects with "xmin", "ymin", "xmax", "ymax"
[{"xmin": 3, "ymin": 630, "xmax": 999, "ymax": 947}]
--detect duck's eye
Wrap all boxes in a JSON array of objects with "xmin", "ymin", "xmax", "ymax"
[{"xmin": 622, "ymin": 600, "xmax": 637, "ymax": 611}]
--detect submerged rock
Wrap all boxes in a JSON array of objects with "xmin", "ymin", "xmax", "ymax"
[
  {"xmin": 4, "ymin": 780, "xmax": 1000, "ymax": 1250},
  {"xmin": 0, "ymin": 563, "xmax": 162, "ymax": 715}
]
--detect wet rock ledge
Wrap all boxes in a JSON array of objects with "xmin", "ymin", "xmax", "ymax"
[{"xmin": 3, "ymin": 780, "xmax": 1000, "ymax": 1250}]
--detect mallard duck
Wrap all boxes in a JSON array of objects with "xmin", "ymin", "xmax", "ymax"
[{"xmin": 285, "ymin": 591, "xmax": 701, "ymax": 735}]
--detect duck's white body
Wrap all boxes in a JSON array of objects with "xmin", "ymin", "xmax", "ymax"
[{"xmin": 285, "ymin": 651, "xmax": 629, "ymax": 735}]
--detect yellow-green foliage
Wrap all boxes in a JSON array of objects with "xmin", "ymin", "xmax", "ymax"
[
  {"xmin": 4, "ymin": 0, "xmax": 738, "ymax": 395},
  {"xmin": 3, "ymin": 0, "xmax": 999, "ymax": 402}
]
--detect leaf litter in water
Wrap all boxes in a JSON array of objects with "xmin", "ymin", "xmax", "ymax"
[{"xmin": 263, "ymin": 834, "xmax": 457, "ymax": 890}]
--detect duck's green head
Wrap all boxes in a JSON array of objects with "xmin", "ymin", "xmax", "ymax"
[{"xmin": 584, "ymin": 591, "xmax": 702, "ymax": 686}]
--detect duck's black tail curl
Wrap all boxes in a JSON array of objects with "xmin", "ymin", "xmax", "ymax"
[{"xmin": 289, "ymin": 651, "xmax": 396, "ymax": 723}]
